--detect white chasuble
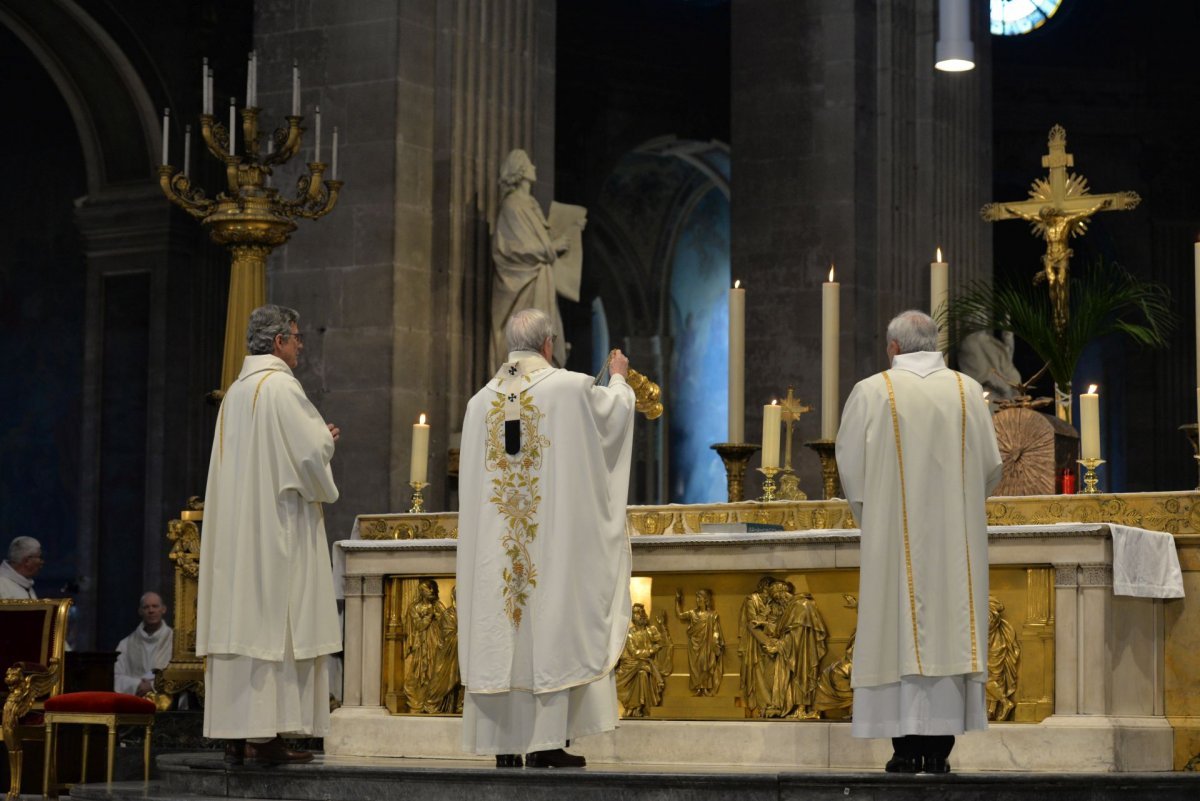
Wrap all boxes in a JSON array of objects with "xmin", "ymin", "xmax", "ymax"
[
  {"xmin": 836, "ymin": 352, "xmax": 1003, "ymax": 695},
  {"xmin": 457, "ymin": 352, "xmax": 636, "ymax": 753},
  {"xmin": 113, "ymin": 624, "xmax": 173, "ymax": 695}
]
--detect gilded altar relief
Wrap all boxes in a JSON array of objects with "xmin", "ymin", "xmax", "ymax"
[{"xmin": 382, "ymin": 576, "xmax": 462, "ymax": 715}]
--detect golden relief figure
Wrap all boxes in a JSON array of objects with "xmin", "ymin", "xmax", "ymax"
[
  {"xmin": 616, "ymin": 603, "xmax": 670, "ymax": 717},
  {"xmin": 738, "ymin": 577, "xmax": 829, "ymax": 719},
  {"xmin": 402, "ymin": 578, "xmax": 460, "ymax": 714},
  {"xmin": 815, "ymin": 594, "xmax": 858, "ymax": 717},
  {"xmin": 986, "ymin": 596, "xmax": 1021, "ymax": 721},
  {"xmin": 674, "ymin": 588, "xmax": 725, "ymax": 696}
]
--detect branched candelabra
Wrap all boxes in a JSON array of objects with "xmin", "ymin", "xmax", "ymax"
[{"xmin": 158, "ymin": 54, "xmax": 343, "ymax": 392}]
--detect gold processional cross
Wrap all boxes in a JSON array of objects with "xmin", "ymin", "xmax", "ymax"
[
  {"xmin": 981, "ymin": 125, "xmax": 1140, "ymax": 335},
  {"xmin": 778, "ymin": 387, "xmax": 812, "ymax": 500}
]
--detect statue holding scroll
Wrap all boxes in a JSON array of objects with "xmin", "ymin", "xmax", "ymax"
[{"xmin": 490, "ymin": 149, "xmax": 587, "ymax": 372}]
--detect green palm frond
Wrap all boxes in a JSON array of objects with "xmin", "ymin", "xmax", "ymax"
[{"xmin": 946, "ymin": 259, "xmax": 1175, "ymax": 392}]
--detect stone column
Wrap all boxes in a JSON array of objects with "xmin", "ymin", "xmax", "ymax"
[
  {"xmin": 731, "ymin": 0, "xmax": 991, "ymax": 494},
  {"xmin": 342, "ymin": 575, "xmax": 365, "ymax": 707},
  {"xmin": 1078, "ymin": 563, "xmax": 1113, "ymax": 715},
  {"xmin": 361, "ymin": 575, "xmax": 386, "ymax": 707},
  {"xmin": 1053, "ymin": 563, "xmax": 1079, "ymax": 715}
]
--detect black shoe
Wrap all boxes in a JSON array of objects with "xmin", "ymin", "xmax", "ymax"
[
  {"xmin": 922, "ymin": 756, "xmax": 951, "ymax": 774},
  {"xmin": 525, "ymin": 748, "xmax": 586, "ymax": 768},
  {"xmin": 224, "ymin": 740, "xmax": 245, "ymax": 766},
  {"xmin": 248, "ymin": 737, "xmax": 315, "ymax": 765},
  {"xmin": 884, "ymin": 754, "xmax": 921, "ymax": 773},
  {"xmin": 495, "ymin": 754, "xmax": 523, "ymax": 768}
]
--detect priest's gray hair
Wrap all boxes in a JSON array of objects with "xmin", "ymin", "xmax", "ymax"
[
  {"xmin": 498, "ymin": 149, "xmax": 534, "ymax": 195},
  {"xmin": 506, "ymin": 308, "xmax": 554, "ymax": 354},
  {"xmin": 247, "ymin": 305, "xmax": 300, "ymax": 355},
  {"xmin": 7, "ymin": 536, "xmax": 40, "ymax": 564},
  {"xmin": 886, "ymin": 310, "xmax": 939, "ymax": 354}
]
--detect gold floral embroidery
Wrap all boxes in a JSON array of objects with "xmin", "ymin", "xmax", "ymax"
[{"xmin": 485, "ymin": 389, "xmax": 550, "ymax": 628}]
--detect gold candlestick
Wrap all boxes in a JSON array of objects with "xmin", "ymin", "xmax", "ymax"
[
  {"xmin": 409, "ymin": 481, "xmax": 430, "ymax": 513},
  {"xmin": 711, "ymin": 443, "xmax": 760, "ymax": 502},
  {"xmin": 804, "ymin": 439, "xmax": 843, "ymax": 500},
  {"xmin": 1077, "ymin": 458, "xmax": 1105, "ymax": 494},
  {"xmin": 757, "ymin": 466, "xmax": 781, "ymax": 502}
]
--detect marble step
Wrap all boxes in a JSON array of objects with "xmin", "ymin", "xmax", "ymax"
[{"xmin": 65, "ymin": 752, "xmax": 1200, "ymax": 801}]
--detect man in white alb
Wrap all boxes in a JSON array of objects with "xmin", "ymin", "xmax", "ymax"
[
  {"xmin": 114, "ymin": 592, "xmax": 173, "ymax": 697},
  {"xmin": 457, "ymin": 308, "xmax": 636, "ymax": 768},
  {"xmin": 836, "ymin": 310, "xmax": 1003, "ymax": 774},
  {"xmin": 0, "ymin": 536, "xmax": 42, "ymax": 599},
  {"xmin": 197, "ymin": 305, "xmax": 342, "ymax": 766}
]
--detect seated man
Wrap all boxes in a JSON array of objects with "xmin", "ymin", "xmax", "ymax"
[
  {"xmin": 0, "ymin": 536, "xmax": 43, "ymax": 599},
  {"xmin": 114, "ymin": 592, "xmax": 174, "ymax": 697}
]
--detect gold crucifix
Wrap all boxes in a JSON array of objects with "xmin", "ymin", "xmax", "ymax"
[
  {"xmin": 981, "ymin": 125, "xmax": 1140, "ymax": 335},
  {"xmin": 779, "ymin": 386, "xmax": 812, "ymax": 472}
]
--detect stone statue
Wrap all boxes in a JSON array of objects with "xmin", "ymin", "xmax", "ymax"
[
  {"xmin": 490, "ymin": 149, "xmax": 587, "ymax": 372},
  {"xmin": 616, "ymin": 603, "xmax": 668, "ymax": 718},
  {"xmin": 674, "ymin": 588, "xmax": 725, "ymax": 697},
  {"xmin": 986, "ymin": 596, "xmax": 1021, "ymax": 721},
  {"xmin": 737, "ymin": 576, "xmax": 777, "ymax": 717},
  {"xmin": 402, "ymin": 578, "xmax": 460, "ymax": 714},
  {"xmin": 958, "ymin": 329, "xmax": 1022, "ymax": 400}
]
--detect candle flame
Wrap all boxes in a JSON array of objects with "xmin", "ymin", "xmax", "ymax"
[
  {"xmin": 936, "ymin": 247, "xmax": 943, "ymax": 262},
  {"xmin": 734, "ymin": 279, "xmax": 741, "ymax": 289},
  {"xmin": 1087, "ymin": 384, "xmax": 1098, "ymax": 395},
  {"xmin": 771, "ymin": 399, "xmax": 779, "ymax": 406},
  {"xmin": 827, "ymin": 265, "xmax": 835, "ymax": 282},
  {"xmin": 419, "ymin": 413, "xmax": 427, "ymax": 424},
  {"xmin": 982, "ymin": 391, "xmax": 990, "ymax": 399}
]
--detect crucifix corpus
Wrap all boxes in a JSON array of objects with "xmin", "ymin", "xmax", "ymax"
[
  {"xmin": 981, "ymin": 124, "xmax": 1140, "ymax": 335},
  {"xmin": 777, "ymin": 387, "xmax": 812, "ymax": 500}
]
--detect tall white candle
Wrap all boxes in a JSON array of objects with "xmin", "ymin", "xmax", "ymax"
[
  {"xmin": 245, "ymin": 53, "xmax": 253, "ymax": 108},
  {"xmin": 410, "ymin": 413, "xmax": 431, "ymax": 485},
  {"xmin": 1079, "ymin": 384, "xmax": 1100, "ymax": 460},
  {"xmin": 228, "ymin": 97, "xmax": 237, "ymax": 154},
  {"xmin": 292, "ymin": 60, "xmax": 300, "ymax": 116},
  {"xmin": 183, "ymin": 124, "xmax": 191, "ymax": 178},
  {"xmin": 728, "ymin": 280, "xmax": 745, "ymax": 442},
  {"xmin": 821, "ymin": 266, "xmax": 840, "ymax": 439},
  {"xmin": 161, "ymin": 108, "xmax": 170, "ymax": 165},
  {"xmin": 250, "ymin": 50, "xmax": 258, "ymax": 107},
  {"xmin": 762, "ymin": 401, "xmax": 782, "ymax": 469},
  {"xmin": 931, "ymin": 247, "xmax": 949, "ymax": 352},
  {"xmin": 315, "ymin": 105, "xmax": 322, "ymax": 162},
  {"xmin": 202, "ymin": 57, "xmax": 209, "ymax": 113},
  {"xmin": 207, "ymin": 68, "xmax": 214, "ymax": 115},
  {"xmin": 332, "ymin": 127, "xmax": 339, "ymax": 180}
]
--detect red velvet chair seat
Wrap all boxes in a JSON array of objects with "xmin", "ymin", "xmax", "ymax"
[{"xmin": 44, "ymin": 691, "xmax": 156, "ymax": 715}]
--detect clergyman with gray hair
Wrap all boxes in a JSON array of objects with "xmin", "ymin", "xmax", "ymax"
[
  {"xmin": 457, "ymin": 307, "xmax": 636, "ymax": 768},
  {"xmin": 0, "ymin": 536, "xmax": 43, "ymax": 599},
  {"xmin": 835, "ymin": 310, "xmax": 1003, "ymax": 774},
  {"xmin": 197, "ymin": 304, "xmax": 342, "ymax": 766}
]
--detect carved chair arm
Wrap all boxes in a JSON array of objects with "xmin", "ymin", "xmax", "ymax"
[{"xmin": 3, "ymin": 658, "xmax": 62, "ymax": 745}]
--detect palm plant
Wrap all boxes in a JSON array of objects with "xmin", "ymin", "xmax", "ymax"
[{"xmin": 946, "ymin": 259, "xmax": 1174, "ymax": 416}]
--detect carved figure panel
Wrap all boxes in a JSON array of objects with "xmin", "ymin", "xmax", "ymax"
[
  {"xmin": 674, "ymin": 588, "xmax": 725, "ymax": 697},
  {"xmin": 617, "ymin": 603, "xmax": 671, "ymax": 717},
  {"xmin": 383, "ymin": 577, "xmax": 462, "ymax": 715},
  {"xmin": 987, "ymin": 596, "xmax": 1021, "ymax": 721},
  {"xmin": 738, "ymin": 576, "xmax": 828, "ymax": 719}
]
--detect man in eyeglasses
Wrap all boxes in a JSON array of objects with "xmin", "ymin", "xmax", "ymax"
[
  {"xmin": 197, "ymin": 304, "xmax": 341, "ymax": 766},
  {"xmin": 0, "ymin": 536, "xmax": 43, "ymax": 599}
]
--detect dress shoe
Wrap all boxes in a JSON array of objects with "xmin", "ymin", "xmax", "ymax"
[
  {"xmin": 223, "ymin": 740, "xmax": 245, "ymax": 766},
  {"xmin": 922, "ymin": 756, "xmax": 951, "ymax": 774},
  {"xmin": 495, "ymin": 754, "xmax": 523, "ymax": 768},
  {"xmin": 525, "ymin": 748, "xmax": 586, "ymax": 768},
  {"xmin": 248, "ymin": 737, "xmax": 315, "ymax": 765},
  {"xmin": 884, "ymin": 754, "xmax": 921, "ymax": 773}
]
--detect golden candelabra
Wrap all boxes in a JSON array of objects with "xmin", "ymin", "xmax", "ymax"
[
  {"xmin": 711, "ymin": 443, "xmax": 760, "ymax": 502},
  {"xmin": 409, "ymin": 481, "xmax": 430, "ymax": 514},
  {"xmin": 1077, "ymin": 458, "xmax": 1105, "ymax": 494},
  {"xmin": 757, "ymin": 466, "xmax": 781, "ymax": 502},
  {"xmin": 157, "ymin": 66, "xmax": 343, "ymax": 392},
  {"xmin": 804, "ymin": 439, "xmax": 843, "ymax": 500}
]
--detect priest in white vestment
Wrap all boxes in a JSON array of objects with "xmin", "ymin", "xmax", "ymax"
[
  {"xmin": 197, "ymin": 305, "xmax": 342, "ymax": 766},
  {"xmin": 836, "ymin": 310, "xmax": 1003, "ymax": 774},
  {"xmin": 0, "ymin": 536, "xmax": 42, "ymax": 599},
  {"xmin": 458, "ymin": 308, "xmax": 636, "ymax": 768},
  {"xmin": 114, "ymin": 592, "xmax": 173, "ymax": 697}
]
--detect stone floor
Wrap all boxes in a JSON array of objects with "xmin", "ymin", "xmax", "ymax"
[{"xmin": 58, "ymin": 752, "xmax": 1200, "ymax": 801}]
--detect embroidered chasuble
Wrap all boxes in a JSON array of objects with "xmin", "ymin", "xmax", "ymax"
[
  {"xmin": 197, "ymin": 354, "xmax": 341, "ymax": 738},
  {"xmin": 835, "ymin": 351, "xmax": 1002, "ymax": 736},
  {"xmin": 457, "ymin": 352, "xmax": 635, "ymax": 753}
]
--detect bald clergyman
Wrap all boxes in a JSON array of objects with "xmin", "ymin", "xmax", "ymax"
[
  {"xmin": 835, "ymin": 310, "xmax": 1003, "ymax": 775},
  {"xmin": 457, "ymin": 308, "xmax": 636, "ymax": 768}
]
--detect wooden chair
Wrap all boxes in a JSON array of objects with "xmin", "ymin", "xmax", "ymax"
[
  {"xmin": 0, "ymin": 598, "xmax": 71, "ymax": 801},
  {"xmin": 42, "ymin": 691, "xmax": 155, "ymax": 797}
]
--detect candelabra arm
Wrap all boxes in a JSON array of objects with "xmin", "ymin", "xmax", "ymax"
[
  {"xmin": 199, "ymin": 114, "xmax": 231, "ymax": 162},
  {"xmin": 241, "ymin": 107, "xmax": 261, "ymax": 159},
  {"xmin": 157, "ymin": 165, "xmax": 216, "ymax": 219},
  {"xmin": 265, "ymin": 116, "xmax": 304, "ymax": 166},
  {"xmin": 281, "ymin": 166, "xmax": 342, "ymax": 221}
]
